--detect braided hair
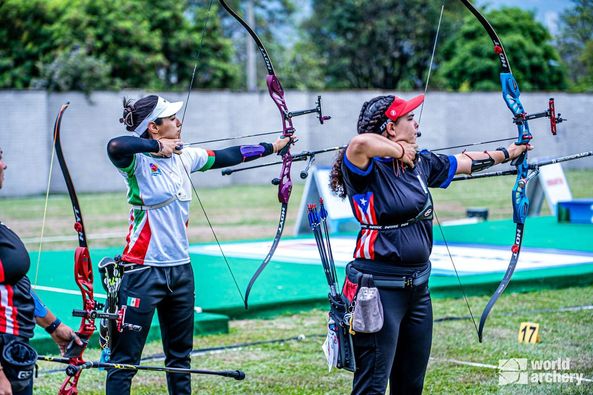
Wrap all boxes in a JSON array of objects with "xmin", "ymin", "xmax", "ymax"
[
  {"xmin": 329, "ymin": 95, "xmax": 394, "ymax": 198},
  {"xmin": 119, "ymin": 95, "xmax": 161, "ymax": 136}
]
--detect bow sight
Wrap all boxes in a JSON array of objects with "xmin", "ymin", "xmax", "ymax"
[
  {"xmin": 285, "ymin": 95, "xmax": 332, "ymax": 125},
  {"xmin": 71, "ymin": 304, "xmax": 141, "ymax": 334},
  {"xmin": 513, "ymin": 97, "xmax": 566, "ymax": 135}
]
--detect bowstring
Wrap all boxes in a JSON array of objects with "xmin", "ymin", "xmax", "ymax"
[
  {"xmin": 417, "ymin": 0, "xmax": 479, "ymax": 338},
  {"xmin": 34, "ymin": 127, "xmax": 59, "ymax": 285},
  {"xmin": 178, "ymin": 0, "xmax": 245, "ymax": 304},
  {"xmin": 417, "ymin": 1, "xmax": 444, "ymax": 126}
]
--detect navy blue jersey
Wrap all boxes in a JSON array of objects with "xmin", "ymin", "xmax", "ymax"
[
  {"xmin": 342, "ymin": 150, "xmax": 457, "ymax": 266},
  {"xmin": 0, "ymin": 223, "xmax": 36, "ymax": 338}
]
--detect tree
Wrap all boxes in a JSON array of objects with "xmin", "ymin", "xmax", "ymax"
[
  {"xmin": 291, "ymin": 0, "xmax": 463, "ymax": 90},
  {"xmin": 437, "ymin": 7, "xmax": 567, "ymax": 91},
  {"xmin": 0, "ymin": 0, "xmax": 238, "ymax": 91},
  {"xmin": 146, "ymin": 0, "xmax": 239, "ymax": 90},
  {"xmin": 0, "ymin": 0, "xmax": 63, "ymax": 89},
  {"xmin": 32, "ymin": 46, "xmax": 112, "ymax": 94},
  {"xmin": 557, "ymin": 0, "xmax": 593, "ymax": 92},
  {"xmin": 212, "ymin": 0, "xmax": 296, "ymax": 90}
]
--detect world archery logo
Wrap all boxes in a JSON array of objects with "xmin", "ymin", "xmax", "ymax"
[{"xmin": 149, "ymin": 163, "xmax": 161, "ymax": 176}]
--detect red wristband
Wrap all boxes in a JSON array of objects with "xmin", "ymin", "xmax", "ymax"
[{"xmin": 395, "ymin": 142, "xmax": 405, "ymax": 160}]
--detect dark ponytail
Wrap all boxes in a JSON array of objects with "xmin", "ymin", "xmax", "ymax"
[
  {"xmin": 119, "ymin": 95, "xmax": 160, "ymax": 135},
  {"xmin": 329, "ymin": 95, "xmax": 394, "ymax": 198}
]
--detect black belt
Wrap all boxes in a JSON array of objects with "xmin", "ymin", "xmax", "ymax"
[
  {"xmin": 346, "ymin": 263, "xmax": 430, "ymax": 289},
  {"xmin": 361, "ymin": 222, "xmax": 414, "ymax": 230}
]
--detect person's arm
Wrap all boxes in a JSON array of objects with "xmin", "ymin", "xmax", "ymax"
[
  {"xmin": 454, "ymin": 143, "xmax": 532, "ymax": 175},
  {"xmin": 0, "ymin": 368, "xmax": 10, "ymax": 395},
  {"xmin": 32, "ymin": 292, "xmax": 82, "ymax": 355},
  {"xmin": 345, "ymin": 133, "xmax": 416, "ymax": 170},
  {"xmin": 107, "ymin": 136, "xmax": 182, "ymax": 168},
  {"xmin": 206, "ymin": 136, "xmax": 290, "ymax": 169}
]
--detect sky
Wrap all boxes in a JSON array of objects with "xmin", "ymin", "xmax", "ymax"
[{"xmin": 476, "ymin": 0, "xmax": 573, "ymax": 35}]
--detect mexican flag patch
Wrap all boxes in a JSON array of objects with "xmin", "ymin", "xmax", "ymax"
[{"xmin": 128, "ymin": 297, "xmax": 141, "ymax": 308}]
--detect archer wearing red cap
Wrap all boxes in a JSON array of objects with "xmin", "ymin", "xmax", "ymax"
[{"xmin": 329, "ymin": 95, "xmax": 530, "ymax": 394}]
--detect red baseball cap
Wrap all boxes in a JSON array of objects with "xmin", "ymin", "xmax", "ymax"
[{"xmin": 384, "ymin": 94, "xmax": 425, "ymax": 122}]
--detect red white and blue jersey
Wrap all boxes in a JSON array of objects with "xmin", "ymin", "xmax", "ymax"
[
  {"xmin": 342, "ymin": 150, "xmax": 457, "ymax": 265},
  {"xmin": 0, "ymin": 223, "xmax": 36, "ymax": 338}
]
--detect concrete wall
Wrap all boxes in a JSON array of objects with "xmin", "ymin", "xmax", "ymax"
[{"xmin": 1, "ymin": 90, "xmax": 591, "ymax": 197}]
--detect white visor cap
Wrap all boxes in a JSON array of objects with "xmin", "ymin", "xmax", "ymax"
[{"xmin": 134, "ymin": 96, "xmax": 184, "ymax": 135}]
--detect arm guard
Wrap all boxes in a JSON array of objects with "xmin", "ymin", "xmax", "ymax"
[
  {"xmin": 210, "ymin": 143, "xmax": 274, "ymax": 169},
  {"xmin": 470, "ymin": 155, "xmax": 495, "ymax": 173}
]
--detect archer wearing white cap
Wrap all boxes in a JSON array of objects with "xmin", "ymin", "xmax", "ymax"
[{"xmin": 105, "ymin": 95, "xmax": 290, "ymax": 395}]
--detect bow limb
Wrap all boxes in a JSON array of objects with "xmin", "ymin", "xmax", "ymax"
[
  {"xmin": 218, "ymin": 0, "xmax": 295, "ymax": 309},
  {"xmin": 50, "ymin": 102, "xmax": 96, "ymax": 394},
  {"xmin": 459, "ymin": 0, "xmax": 533, "ymax": 342}
]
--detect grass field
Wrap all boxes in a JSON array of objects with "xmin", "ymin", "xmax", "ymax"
[
  {"xmin": 1, "ymin": 169, "xmax": 592, "ymax": 394},
  {"xmin": 33, "ymin": 287, "xmax": 593, "ymax": 394}
]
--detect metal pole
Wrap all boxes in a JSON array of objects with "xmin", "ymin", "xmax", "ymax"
[{"xmin": 246, "ymin": 0, "xmax": 257, "ymax": 91}]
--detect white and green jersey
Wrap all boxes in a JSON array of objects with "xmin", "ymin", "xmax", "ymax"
[{"xmin": 118, "ymin": 147, "xmax": 215, "ymax": 266}]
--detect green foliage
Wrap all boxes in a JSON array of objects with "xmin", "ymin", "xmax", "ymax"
[
  {"xmin": 282, "ymin": 39, "xmax": 327, "ymax": 91},
  {"xmin": 0, "ymin": 0, "xmax": 237, "ymax": 91},
  {"xmin": 557, "ymin": 0, "xmax": 593, "ymax": 92},
  {"xmin": 47, "ymin": 0, "xmax": 165, "ymax": 89},
  {"xmin": 292, "ymin": 0, "xmax": 465, "ymax": 90},
  {"xmin": 152, "ymin": 0, "xmax": 239, "ymax": 89},
  {"xmin": 437, "ymin": 7, "xmax": 567, "ymax": 92},
  {"xmin": 216, "ymin": 0, "xmax": 296, "ymax": 90},
  {"xmin": 32, "ymin": 46, "xmax": 112, "ymax": 94},
  {"xmin": 0, "ymin": 0, "xmax": 63, "ymax": 89}
]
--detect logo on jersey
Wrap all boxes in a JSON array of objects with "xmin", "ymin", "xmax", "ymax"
[
  {"xmin": 352, "ymin": 192, "xmax": 377, "ymax": 225},
  {"xmin": 149, "ymin": 163, "xmax": 161, "ymax": 176},
  {"xmin": 127, "ymin": 296, "xmax": 141, "ymax": 308}
]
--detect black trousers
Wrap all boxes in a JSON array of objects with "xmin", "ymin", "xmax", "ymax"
[
  {"xmin": 352, "ymin": 283, "xmax": 433, "ymax": 395},
  {"xmin": 106, "ymin": 263, "xmax": 195, "ymax": 395}
]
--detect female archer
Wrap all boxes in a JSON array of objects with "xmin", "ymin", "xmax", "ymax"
[
  {"xmin": 330, "ymin": 94, "xmax": 530, "ymax": 394},
  {"xmin": 105, "ymin": 94, "xmax": 290, "ymax": 394}
]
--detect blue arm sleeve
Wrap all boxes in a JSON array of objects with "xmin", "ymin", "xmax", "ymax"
[
  {"xmin": 32, "ymin": 291, "xmax": 48, "ymax": 318},
  {"xmin": 439, "ymin": 155, "xmax": 458, "ymax": 188}
]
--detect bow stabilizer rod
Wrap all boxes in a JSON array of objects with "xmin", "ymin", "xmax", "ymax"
[
  {"xmin": 452, "ymin": 150, "xmax": 593, "ymax": 181},
  {"xmin": 37, "ymin": 356, "xmax": 245, "ymax": 380}
]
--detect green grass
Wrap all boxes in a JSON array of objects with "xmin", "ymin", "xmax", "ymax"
[
  {"xmin": 33, "ymin": 286, "xmax": 593, "ymax": 394},
  {"xmin": 2, "ymin": 169, "xmax": 592, "ymax": 394}
]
